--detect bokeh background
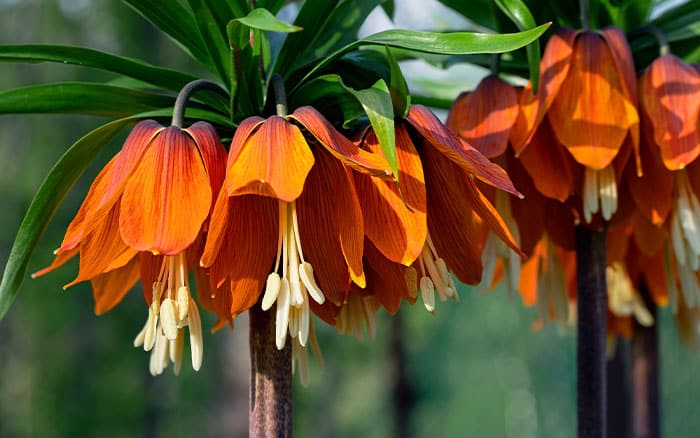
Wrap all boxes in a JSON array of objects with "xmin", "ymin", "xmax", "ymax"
[{"xmin": 0, "ymin": 1, "xmax": 697, "ymax": 437}]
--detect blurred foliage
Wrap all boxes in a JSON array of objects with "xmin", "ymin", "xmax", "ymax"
[{"xmin": 1, "ymin": 1, "xmax": 699, "ymax": 438}]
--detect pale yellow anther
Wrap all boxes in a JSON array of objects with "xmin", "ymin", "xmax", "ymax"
[
  {"xmin": 262, "ymin": 273, "xmax": 282, "ymax": 311},
  {"xmin": 171, "ymin": 328, "xmax": 185, "ymax": 376},
  {"xmin": 159, "ymin": 298, "xmax": 178, "ymax": 340},
  {"xmin": 188, "ymin": 298, "xmax": 203, "ymax": 371},
  {"xmin": 420, "ymin": 276, "xmax": 436, "ymax": 314},
  {"xmin": 299, "ymin": 262, "xmax": 324, "ymax": 304},
  {"xmin": 176, "ymin": 286, "xmax": 189, "ymax": 321},
  {"xmin": 276, "ymin": 279, "xmax": 291, "ymax": 350},
  {"xmin": 406, "ymin": 267, "xmax": 418, "ymax": 299},
  {"xmin": 144, "ymin": 305, "xmax": 158, "ymax": 351}
]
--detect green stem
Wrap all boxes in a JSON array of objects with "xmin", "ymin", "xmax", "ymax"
[
  {"xmin": 640, "ymin": 25, "xmax": 671, "ymax": 57},
  {"xmin": 272, "ymin": 74, "xmax": 288, "ymax": 117},
  {"xmin": 171, "ymin": 79, "xmax": 228, "ymax": 128},
  {"xmin": 580, "ymin": 0, "xmax": 591, "ymax": 31}
]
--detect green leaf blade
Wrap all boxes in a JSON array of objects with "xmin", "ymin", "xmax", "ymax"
[
  {"xmin": 234, "ymin": 8, "xmax": 302, "ymax": 32},
  {"xmin": 494, "ymin": 0, "xmax": 541, "ymax": 91}
]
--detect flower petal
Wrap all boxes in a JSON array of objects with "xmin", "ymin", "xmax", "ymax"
[
  {"xmin": 92, "ymin": 255, "xmax": 140, "ymax": 315},
  {"xmin": 186, "ymin": 121, "xmax": 228, "ymax": 205},
  {"xmin": 297, "ymin": 150, "xmax": 365, "ymax": 305},
  {"xmin": 510, "ymin": 28, "xmax": 577, "ymax": 151},
  {"xmin": 640, "ymin": 54, "xmax": 700, "ymax": 170},
  {"xmin": 204, "ymin": 195, "xmax": 278, "ymax": 315},
  {"xmin": 363, "ymin": 239, "xmax": 413, "ymax": 314},
  {"xmin": 467, "ymin": 177, "xmax": 521, "ymax": 255},
  {"xmin": 120, "ymin": 126, "xmax": 212, "ymax": 255},
  {"xmin": 355, "ymin": 124, "xmax": 427, "ymax": 266},
  {"xmin": 225, "ymin": 116, "xmax": 314, "ymax": 203},
  {"xmin": 227, "ymin": 116, "xmax": 264, "ymax": 168},
  {"xmin": 548, "ymin": 31, "xmax": 638, "ymax": 169},
  {"xmin": 289, "ymin": 106, "xmax": 393, "ymax": 177},
  {"xmin": 517, "ymin": 119, "xmax": 576, "ymax": 202},
  {"xmin": 422, "ymin": 143, "xmax": 485, "ymax": 284},
  {"xmin": 446, "ymin": 75, "xmax": 519, "ymax": 158}
]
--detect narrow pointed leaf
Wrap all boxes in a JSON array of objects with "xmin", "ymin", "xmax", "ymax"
[
  {"xmin": 494, "ymin": 0, "xmax": 541, "ymax": 91},
  {"xmin": 0, "ymin": 82, "xmax": 176, "ymax": 117},
  {"xmin": 188, "ymin": 0, "xmax": 233, "ymax": 84},
  {"xmin": 386, "ymin": 46, "xmax": 410, "ymax": 117}
]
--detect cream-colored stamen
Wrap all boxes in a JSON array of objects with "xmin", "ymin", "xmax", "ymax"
[
  {"xmin": 606, "ymin": 262, "xmax": 654, "ymax": 327},
  {"xmin": 535, "ymin": 237, "xmax": 571, "ymax": 327},
  {"xmin": 336, "ymin": 294, "xmax": 377, "ymax": 339},
  {"xmin": 481, "ymin": 191, "xmax": 522, "ymax": 294},
  {"xmin": 417, "ymin": 233, "xmax": 457, "ymax": 313},
  {"xmin": 583, "ymin": 166, "xmax": 618, "ymax": 223},
  {"xmin": 263, "ymin": 201, "xmax": 326, "ymax": 350},
  {"xmin": 291, "ymin": 320, "xmax": 324, "ymax": 387},
  {"xmin": 671, "ymin": 171, "xmax": 700, "ymax": 270},
  {"xmin": 133, "ymin": 253, "xmax": 203, "ymax": 376}
]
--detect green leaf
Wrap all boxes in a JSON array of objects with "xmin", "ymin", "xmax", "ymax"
[
  {"xmin": 494, "ymin": 0, "xmax": 541, "ymax": 91},
  {"xmin": 437, "ymin": 0, "xmax": 498, "ymax": 30},
  {"xmin": 121, "ymin": 0, "xmax": 216, "ymax": 74},
  {"xmin": 233, "ymin": 8, "xmax": 303, "ymax": 32},
  {"xmin": 0, "ymin": 82, "xmax": 177, "ymax": 117},
  {"xmin": 296, "ymin": 23, "xmax": 551, "ymax": 90},
  {"xmin": 0, "ymin": 45, "xmax": 196, "ymax": 92},
  {"xmin": 346, "ymin": 80, "xmax": 398, "ymax": 179},
  {"xmin": 290, "ymin": 74, "xmax": 366, "ymax": 127},
  {"xmin": 255, "ymin": 0, "xmax": 286, "ymax": 14},
  {"xmin": 385, "ymin": 47, "xmax": 410, "ymax": 117},
  {"xmin": 0, "ymin": 106, "xmax": 234, "ymax": 322},
  {"xmin": 187, "ymin": 0, "xmax": 235, "ymax": 84}
]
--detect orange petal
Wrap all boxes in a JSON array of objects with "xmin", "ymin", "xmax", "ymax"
[
  {"xmin": 640, "ymin": 54, "xmax": 700, "ymax": 170},
  {"xmin": 204, "ymin": 195, "xmax": 277, "ymax": 315},
  {"xmin": 65, "ymin": 203, "xmax": 137, "ymax": 288},
  {"xmin": 139, "ymin": 252, "xmax": 163, "ymax": 305},
  {"xmin": 518, "ymin": 240, "xmax": 543, "ymax": 306},
  {"xmin": 91, "ymin": 255, "xmax": 140, "ymax": 315},
  {"xmin": 32, "ymin": 247, "xmax": 80, "ymax": 278},
  {"xmin": 59, "ymin": 157, "xmax": 117, "ymax": 252},
  {"xmin": 632, "ymin": 211, "xmax": 667, "ymax": 257},
  {"xmin": 120, "ymin": 126, "xmax": 212, "ymax": 255},
  {"xmin": 193, "ymin": 264, "xmax": 233, "ymax": 330},
  {"xmin": 225, "ymin": 116, "xmax": 314, "ymax": 202},
  {"xmin": 626, "ymin": 120, "xmax": 674, "ymax": 225},
  {"xmin": 186, "ymin": 121, "xmax": 228, "ymax": 205},
  {"xmin": 422, "ymin": 142, "xmax": 484, "ymax": 284},
  {"xmin": 466, "ymin": 176, "xmax": 521, "ymax": 255},
  {"xmin": 446, "ymin": 75, "xmax": 519, "ymax": 158},
  {"xmin": 548, "ymin": 31, "xmax": 638, "ymax": 169},
  {"xmin": 200, "ymin": 188, "xmax": 230, "ymax": 270},
  {"xmin": 355, "ymin": 125, "xmax": 427, "ymax": 266},
  {"xmin": 363, "ymin": 239, "xmax": 413, "ymax": 314},
  {"xmin": 297, "ymin": 150, "xmax": 365, "ymax": 305},
  {"xmin": 289, "ymin": 106, "xmax": 392, "ymax": 178},
  {"xmin": 504, "ymin": 154, "xmax": 546, "ymax": 256},
  {"xmin": 517, "ymin": 119, "xmax": 576, "ymax": 202},
  {"xmin": 511, "ymin": 28, "xmax": 577, "ymax": 151},
  {"xmin": 227, "ymin": 116, "xmax": 264, "ymax": 168},
  {"xmin": 406, "ymin": 105, "xmax": 520, "ymax": 196}
]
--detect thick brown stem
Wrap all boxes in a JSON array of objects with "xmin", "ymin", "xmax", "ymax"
[
  {"xmin": 576, "ymin": 226, "xmax": 607, "ymax": 438},
  {"xmin": 249, "ymin": 304, "xmax": 292, "ymax": 437},
  {"xmin": 631, "ymin": 288, "xmax": 660, "ymax": 438},
  {"xmin": 606, "ymin": 337, "xmax": 632, "ymax": 438}
]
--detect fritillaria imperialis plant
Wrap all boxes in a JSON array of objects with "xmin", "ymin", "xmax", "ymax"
[{"xmin": 0, "ymin": 0, "xmax": 550, "ymax": 435}]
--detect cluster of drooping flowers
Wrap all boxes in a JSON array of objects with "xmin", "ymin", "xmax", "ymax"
[
  {"xmin": 447, "ymin": 25, "xmax": 700, "ymax": 342},
  {"xmin": 36, "ymin": 74, "xmax": 523, "ymax": 380}
]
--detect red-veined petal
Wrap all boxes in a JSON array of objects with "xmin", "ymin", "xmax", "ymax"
[{"xmin": 92, "ymin": 256, "xmax": 140, "ymax": 315}]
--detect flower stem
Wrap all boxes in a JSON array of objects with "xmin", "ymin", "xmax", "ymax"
[
  {"xmin": 580, "ymin": 0, "xmax": 591, "ymax": 30},
  {"xmin": 631, "ymin": 286, "xmax": 660, "ymax": 438},
  {"xmin": 272, "ymin": 74, "xmax": 288, "ymax": 117},
  {"xmin": 639, "ymin": 25, "xmax": 670, "ymax": 56},
  {"xmin": 249, "ymin": 304, "xmax": 292, "ymax": 437},
  {"xmin": 171, "ymin": 79, "xmax": 228, "ymax": 128},
  {"xmin": 576, "ymin": 226, "xmax": 607, "ymax": 437}
]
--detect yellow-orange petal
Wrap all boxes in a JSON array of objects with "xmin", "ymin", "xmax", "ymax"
[
  {"xmin": 640, "ymin": 54, "xmax": 700, "ymax": 170},
  {"xmin": 92, "ymin": 256, "xmax": 140, "ymax": 315},
  {"xmin": 288, "ymin": 106, "xmax": 393, "ymax": 178},
  {"xmin": 297, "ymin": 150, "xmax": 365, "ymax": 305},
  {"xmin": 225, "ymin": 116, "xmax": 314, "ymax": 203},
  {"xmin": 446, "ymin": 75, "xmax": 519, "ymax": 158},
  {"xmin": 548, "ymin": 31, "xmax": 638, "ymax": 169},
  {"xmin": 193, "ymin": 264, "xmax": 233, "ymax": 329},
  {"xmin": 422, "ymin": 142, "xmax": 484, "ymax": 284},
  {"xmin": 406, "ymin": 105, "xmax": 520, "ymax": 196},
  {"xmin": 511, "ymin": 28, "xmax": 578, "ymax": 151},
  {"xmin": 65, "ymin": 203, "xmax": 137, "ymax": 288},
  {"xmin": 354, "ymin": 125, "xmax": 427, "ymax": 266},
  {"xmin": 200, "ymin": 188, "xmax": 230, "ymax": 270},
  {"xmin": 227, "ymin": 116, "xmax": 264, "ymax": 168},
  {"xmin": 631, "ymin": 211, "xmax": 667, "ymax": 257},
  {"xmin": 120, "ymin": 126, "xmax": 212, "ymax": 255},
  {"xmin": 518, "ymin": 119, "xmax": 576, "ymax": 202},
  {"xmin": 186, "ymin": 121, "xmax": 228, "ymax": 204}
]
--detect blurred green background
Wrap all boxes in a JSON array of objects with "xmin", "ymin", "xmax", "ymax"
[{"xmin": 0, "ymin": 1, "xmax": 698, "ymax": 437}]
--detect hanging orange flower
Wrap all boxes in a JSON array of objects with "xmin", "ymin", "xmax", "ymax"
[
  {"xmin": 511, "ymin": 27, "xmax": 639, "ymax": 224},
  {"xmin": 34, "ymin": 120, "xmax": 227, "ymax": 375},
  {"xmin": 200, "ymin": 106, "xmax": 392, "ymax": 358}
]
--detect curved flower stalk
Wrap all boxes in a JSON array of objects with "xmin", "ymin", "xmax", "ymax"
[
  {"xmin": 34, "ymin": 119, "xmax": 227, "ymax": 375},
  {"xmin": 511, "ymin": 27, "xmax": 639, "ymax": 225},
  {"xmin": 200, "ymin": 106, "xmax": 393, "ymax": 362}
]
